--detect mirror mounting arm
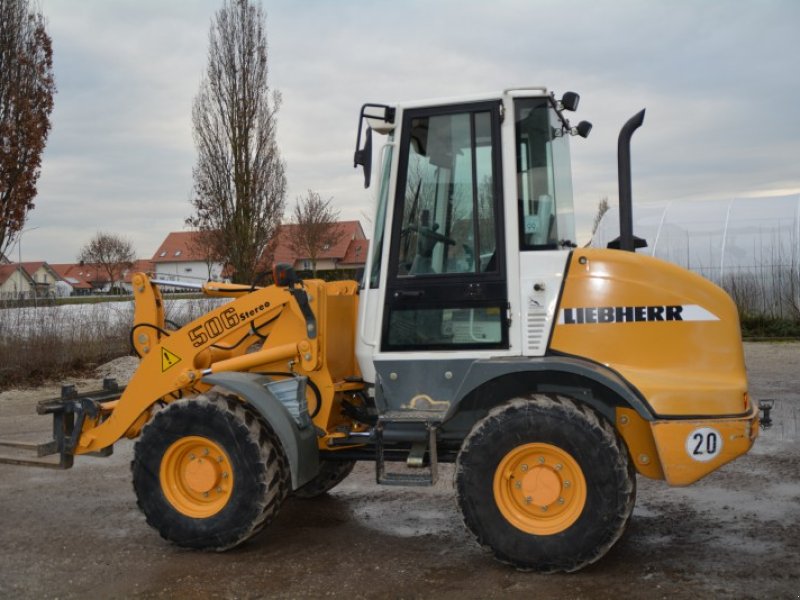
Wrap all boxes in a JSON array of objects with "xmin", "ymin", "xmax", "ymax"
[{"xmin": 354, "ymin": 103, "xmax": 395, "ymax": 188}]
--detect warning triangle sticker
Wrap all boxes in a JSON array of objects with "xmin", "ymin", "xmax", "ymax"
[{"xmin": 161, "ymin": 347, "xmax": 182, "ymax": 372}]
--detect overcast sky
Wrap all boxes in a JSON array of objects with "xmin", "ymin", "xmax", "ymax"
[{"xmin": 14, "ymin": 0, "xmax": 800, "ymax": 263}]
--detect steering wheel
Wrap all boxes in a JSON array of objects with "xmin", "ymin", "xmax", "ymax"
[{"xmin": 403, "ymin": 223, "xmax": 456, "ymax": 245}]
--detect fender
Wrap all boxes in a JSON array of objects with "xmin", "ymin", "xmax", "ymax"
[
  {"xmin": 202, "ymin": 372, "xmax": 319, "ymax": 489},
  {"xmin": 375, "ymin": 355, "xmax": 653, "ymax": 425},
  {"xmin": 446, "ymin": 355, "xmax": 654, "ymax": 423}
]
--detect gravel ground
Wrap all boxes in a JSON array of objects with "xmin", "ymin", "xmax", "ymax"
[{"xmin": 0, "ymin": 343, "xmax": 797, "ymax": 599}]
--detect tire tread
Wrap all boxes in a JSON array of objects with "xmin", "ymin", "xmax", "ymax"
[
  {"xmin": 131, "ymin": 391, "xmax": 289, "ymax": 551},
  {"xmin": 456, "ymin": 393, "xmax": 636, "ymax": 572}
]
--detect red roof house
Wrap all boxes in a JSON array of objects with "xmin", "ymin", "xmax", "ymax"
[
  {"xmin": 51, "ymin": 260, "xmax": 154, "ymax": 294},
  {"xmin": 270, "ymin": 220, "xmax": 369, "ymax": 272},
  {"xmin": 51, "ymin": 263, "xmax": 103, "ymax": 293},
  {"xmin": 339, "ymin": 238, "xmax": 370, "ymax": 267}
]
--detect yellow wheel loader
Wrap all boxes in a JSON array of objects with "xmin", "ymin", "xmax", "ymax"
[{"xmin": 0, "ymin": 88, "xmax": 766, "ymax": 572}]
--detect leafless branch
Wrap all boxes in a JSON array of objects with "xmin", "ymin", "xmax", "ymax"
[
  {"xmin": 187, "ymin": 0, "xmax": 285, "ymax": 284},
  {"xmin": 288, "ymin": 190, "xmax": 342, "ymax": 278},
  {"xmin": 77, "ymin": 232, "xmax": 135, "ymax": 291}
]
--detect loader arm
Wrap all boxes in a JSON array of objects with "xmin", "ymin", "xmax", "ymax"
[{"xmin": 74, "ymin": 273, "xmax": 322, "ymax": 455}]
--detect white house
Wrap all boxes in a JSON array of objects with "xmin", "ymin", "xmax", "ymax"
[
  {"xmin": 0, "ymin": 264, "xmax": 34, "ymax": 299},
  {"xmin": 19, "ymin": 262, "xmax": 62, "ymax": 297},
  {"xmin": 151, "ymin": 231, "xmax": 224, "ymax": 283}
]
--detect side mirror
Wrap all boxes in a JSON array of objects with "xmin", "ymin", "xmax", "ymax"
[
  {"xmin": 353, "ymin": 126, "xmax": 373, "ymax": 189},
  {"xmin": 353, "ymin": 103, "xmax": 394, "ymax": 189}
]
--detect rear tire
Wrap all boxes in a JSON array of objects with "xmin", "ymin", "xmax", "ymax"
[
  {"xmin": 455, "ymin": 394, "xmax": 635, "ymax": 572},
  {"xmin": 293, "ymin": 460, "xmax": 356, "ymax": 499},
  {"xmin": 131, "ymin": 392, "xmax": 289, "ymax": 550}
]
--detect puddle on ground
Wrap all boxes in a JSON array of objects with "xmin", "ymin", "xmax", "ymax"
[{"xmin": 351, "ymin": 500, "xmax": 454, "ymax": 538}]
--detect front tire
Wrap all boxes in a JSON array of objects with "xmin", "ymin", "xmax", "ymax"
[
  {"xmin": 131, "ymin": 392, "xmax": 289, "ymax": 550},
  {"xmin": 455, "ymin": 394, "xmax": 635, "ymax": 572}
]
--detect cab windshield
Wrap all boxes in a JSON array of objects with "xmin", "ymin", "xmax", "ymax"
[{"xmin": 515, "ymin": 98, "xmax": 575, "ymax": 249}]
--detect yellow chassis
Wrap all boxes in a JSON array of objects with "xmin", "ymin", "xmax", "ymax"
[
  {"xmin": 616, "ymin": 404, "xmax": 759, "ymax": 485},
  {"xmin": 72, "ymin": 273, "xmax": 363, "ymax": 455}
]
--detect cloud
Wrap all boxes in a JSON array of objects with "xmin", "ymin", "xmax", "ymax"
[{"xmin": 18, "ymin": 0, "xmax": 800, "ymax": 262}]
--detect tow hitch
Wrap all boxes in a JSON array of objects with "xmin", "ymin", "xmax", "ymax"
[
  {"xmin": 0, "ymin": 379, "xmax": 123, "ymax": 469},
  {"xmin": 758, "ymin": 399, "xmax": 775, "ymax": 430}
]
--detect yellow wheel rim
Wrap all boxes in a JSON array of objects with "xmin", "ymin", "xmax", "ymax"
[
  {"xmin": 493, "ymin": 442, "xmax": 587, "ymax": 535},
  {"xmin": 160, "ymin": 436, "xmax": 235, "ymax": 518}
]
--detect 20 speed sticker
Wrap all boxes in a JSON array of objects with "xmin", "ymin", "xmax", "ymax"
[{"xmin": 686, "ymin": 427, "xmax": 723, "ymax": 462}]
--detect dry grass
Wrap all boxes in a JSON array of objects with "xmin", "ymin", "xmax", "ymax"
[
  {"xmin": 0, "ymin": 298, "xmax": 224, "ymax": 389},
  {"xmin": 0, "ymin": 306, "xmax": 129, "ymax": 388}
]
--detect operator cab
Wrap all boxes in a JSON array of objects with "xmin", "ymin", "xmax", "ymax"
[{"xmin": 354, "ymin": 89, "xmax": 591, "ymax": 390}]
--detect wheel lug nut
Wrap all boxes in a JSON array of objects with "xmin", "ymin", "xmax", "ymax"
[
  {"xmin": 189, "ymin": 453, "xmax": 196, "ymax": 460},
  {"xmin": 203, "ymin": 492, "xmax": 209, "ymax": 498},
  {"xmin": 218, "ymin": 456, "xmax": 224, "ymax": 463},
  {"xmin": 564, "ymin": 481, "xmax": 571, "ymax": 488},
  {"xmin": 204, "ymin": 448, "xmax": 210, "ymax": 456},
  {"xmin": 222, "ymin": 472, "xmax": 229, "ymax": 479},
  {"xmin": 520, "ymin": 464, "xmax": 528, "ymax": 472},
  {"xmin": 217, "ymin": 487, "xmax": 223, "ymax": 493},
  {"xmin": 558, "ymin": 497, "xmax": 565, "ymax": 504},
  {"xmin": 538, "ymin": 457, "xmax": 545, "ymax": 464},
  {"xmin": 541, "ymin": 505, "xmax": 548, "ymax": 512},
  {"xmin": 514, "ymin": 481, "xmax": 522, "ymax": 489},
  {"xmin": 555, "ymin": 463, "xmax": 563, "ymax": 471},
  {"xmin": 525, "ymin": 496, "xmax": 532, "ymax": 505}
]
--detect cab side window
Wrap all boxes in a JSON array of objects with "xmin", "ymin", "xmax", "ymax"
[{"xmin": 382, "ymin": 103, "xmax": 507, "ymax": 351}]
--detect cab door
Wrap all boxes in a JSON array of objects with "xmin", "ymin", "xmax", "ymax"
[{"xmin": 372, "ymin": 101, "xmax": 507, "ymax": 409}]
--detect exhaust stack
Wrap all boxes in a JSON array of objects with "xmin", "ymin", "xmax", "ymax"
[{"xmin": 608, "ymin": 109, "xmax": 648, "ymax": 252}]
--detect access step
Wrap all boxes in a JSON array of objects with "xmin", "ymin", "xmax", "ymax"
[{"xmin": 375, "ymin": 412, "xmax": 441, "ymax": 486}]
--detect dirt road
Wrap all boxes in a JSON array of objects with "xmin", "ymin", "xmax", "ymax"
[{"xmin": 1, "ymin": 343, "xmax": 798, "ymax": 599}]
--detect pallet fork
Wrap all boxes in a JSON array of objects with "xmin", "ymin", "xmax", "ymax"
[{"xmin": 0, "ymin": 379, "xmax": 123, "ymax": 469}]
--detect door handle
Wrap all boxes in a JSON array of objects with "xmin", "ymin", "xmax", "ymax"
[{"xmin": 393, "ymin": 290, "xmax": 425, "ymax": 299}]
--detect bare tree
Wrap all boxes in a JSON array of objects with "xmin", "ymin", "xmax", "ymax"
[
  {"xmin": 0, "ymin": 0, "xmax": 56, "ymax": 258},
  {"xmin": 78, "ymin": 232, "xmax": 135, "ymax": 293},
  {"xmin": 591, "ymin": 197, "xmax": 610, "ymax": 235},
  {"xmin": 188, "ymin": 0, "xmax": 285, "ymax": 284},
  {"xmin": 288, "ymin": 190, "xmax": 342, "ymax": 278}
]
